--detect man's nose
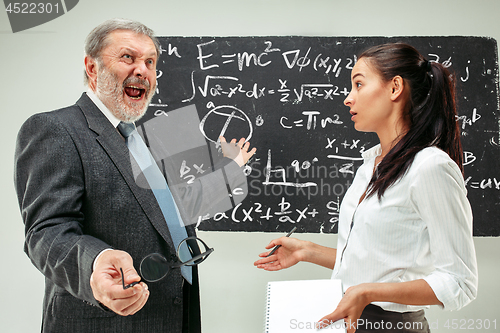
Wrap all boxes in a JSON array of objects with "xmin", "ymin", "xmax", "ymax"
[{"xmin": 133, "ymin": 62, "xmax": 149, "ymax": 77}]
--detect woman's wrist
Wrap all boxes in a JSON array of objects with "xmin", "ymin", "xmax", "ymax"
[
  {"xmin": 357, "ymin": 283, "xmax": 375, "ymax": 306},
  {"xmin": 298, "ymin": 240, "xmax": 314, "ymax": 263},
  {"xmin": 302, "ymin": 241, "xmax": 336, "ymax": 269}
]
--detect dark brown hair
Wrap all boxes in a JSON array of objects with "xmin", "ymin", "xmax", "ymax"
[{"xmin": 361, "ymin": 43, "xmax": 463, "ymax": 200}]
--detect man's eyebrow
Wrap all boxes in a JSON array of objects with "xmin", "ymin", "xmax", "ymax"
[
  {"xmin": 146, "ymin": 51, "xmax": 157, "ymax": 58},
  {"xmin": 120, "ymin": 47, "xmax": 137, "ymax": 54},
  {"xmin": 119, "ymin": 47, "xmax": 156, "ymax": 58}
]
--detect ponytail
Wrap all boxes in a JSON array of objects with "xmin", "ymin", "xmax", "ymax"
[{"xmin": 360, "ymin": 43, "xmax": 463, "ymax": 200}]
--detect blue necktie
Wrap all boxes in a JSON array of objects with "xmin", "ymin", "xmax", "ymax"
[{"xmin": 117, "ymin": 121, "xmax": 192, "ymax": 284}]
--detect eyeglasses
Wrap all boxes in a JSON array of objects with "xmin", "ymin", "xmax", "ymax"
[{"xmin": 121, "ymin": 236, "xmax": 214, "ymax": 289}]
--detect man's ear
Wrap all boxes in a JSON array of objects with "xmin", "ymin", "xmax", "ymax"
[
  {"xmin": 390, "ymin": 76, "xmax": 405, "ymax": 101},
  {"xmin": 85, "ymin": 56, "xmax": 98, "ymax": 91}
]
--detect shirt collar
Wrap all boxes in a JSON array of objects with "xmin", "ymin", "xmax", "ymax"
[
  {"xmin": 86, "ymin": 89, "xmax": 122, "ymax": 128},
  {"xmin": 361, "ymin": 144, "xmax": 382, "ymax": 162}
]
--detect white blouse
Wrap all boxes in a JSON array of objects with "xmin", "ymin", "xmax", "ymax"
[{"xmin": 331, "ymin": 144, "xmax": 478, "ymax": 312}]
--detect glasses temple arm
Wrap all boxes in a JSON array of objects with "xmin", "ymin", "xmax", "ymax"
[{"xmin": 173, "ymin": 248, "xmax": 214, "ymax": 267}]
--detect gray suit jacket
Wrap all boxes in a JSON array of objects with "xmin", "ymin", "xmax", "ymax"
[{"xmin": 14, "ymin": 93, "xmax": 224, "ymax": 332}]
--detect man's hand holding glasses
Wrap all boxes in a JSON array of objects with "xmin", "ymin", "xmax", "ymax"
[
  {"xmin": 90, "ymin": 236, "xmax": 213, "ymax": 316},
  {"xmin": 121, "ymin": 236, "xmax": 214, "ymax": 288},
  {"xmin": 90, "ymin": 249, "xmax": 149, "ymax": 316}
]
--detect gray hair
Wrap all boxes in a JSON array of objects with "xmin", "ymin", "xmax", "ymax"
[{"xmin": 83, "ymin": 18, "xmax": 161, "ymax": 85}]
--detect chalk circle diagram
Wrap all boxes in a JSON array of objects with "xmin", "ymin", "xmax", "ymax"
[{"xmin": 199, "ymin": 105, "xmax": 253, "ymax": 145}]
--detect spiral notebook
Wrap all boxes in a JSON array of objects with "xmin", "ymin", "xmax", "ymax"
[{"xmin": 265, "ymin": 279, "xmax": 345, "ymax": 332}]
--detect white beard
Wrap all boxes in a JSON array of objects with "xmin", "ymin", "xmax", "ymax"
[{"xmin": 95, "ymin": 66, "xmax": 155, "ymax": 123}]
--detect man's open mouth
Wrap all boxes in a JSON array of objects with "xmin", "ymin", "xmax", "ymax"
[{"xmin": 124, "ymin": 85, "xmax": 146, "ymax": 100}]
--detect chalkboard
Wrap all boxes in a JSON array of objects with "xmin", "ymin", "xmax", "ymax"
[{"xmin": 139, "ymin": 36, "xmax": 500, "ymax": 236}]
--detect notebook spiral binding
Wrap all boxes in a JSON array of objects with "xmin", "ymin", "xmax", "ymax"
[{"xmin": 264, "ymin": 282, "xmax": 271, "ymax": 333}]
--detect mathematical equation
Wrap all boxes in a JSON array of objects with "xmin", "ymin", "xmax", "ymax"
[
  {"xmin": 177, "ymin": 75, "xmax": 352, "ymax": 104},
  {"xmin": 196, "ymin": 196, "xmax": 341, "ymax": 229},
  {"xmin": 164, "ymin": 39, "xmax": 357, "ymax": 75},
  {"xmin": 149, "ymin": 36, "xmax": 500, "ymax": 234}
]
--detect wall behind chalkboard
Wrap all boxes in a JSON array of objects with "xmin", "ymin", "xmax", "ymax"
[{"xmin": 140, "ymin": 36, "xmax": 500, "ymax": 236}]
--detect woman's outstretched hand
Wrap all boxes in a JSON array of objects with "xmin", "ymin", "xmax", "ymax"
[
  {"xmin": 255, "ymin": 237, "xmax": 337, "ymax": 271},
  {"xmin": 254, "ymin": 237, "xmax": 307, "ymax": 271}
]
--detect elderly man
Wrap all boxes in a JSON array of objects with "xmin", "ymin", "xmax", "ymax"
[{"xmin": 14, "ymin": 18, "xmax": 254, "ymax": 333}]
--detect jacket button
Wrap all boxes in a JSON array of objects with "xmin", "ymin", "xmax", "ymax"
[{"xmin": 173, "ymin": 297, "xmax": 182, "ymax": 305}]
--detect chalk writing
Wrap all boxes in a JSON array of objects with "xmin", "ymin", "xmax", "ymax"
[
  {"xmin": 263, "ymin": 149, "xmax": 317, "ymax": 188},
  {"xmin": 146, "ymin": 36, "xmax": 500, "ymax": 235},
  {"xmin": 280, "ymin": 111, "xmax": 343, "ymax": 130},
  {"xmin": 199, "ymin": 103, "xmax": 253, "ymax": 145}
]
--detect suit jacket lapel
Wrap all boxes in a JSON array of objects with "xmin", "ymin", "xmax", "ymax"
[{"xmin": 75, "ymin": 93, "xmax": 176, "ymax": 250}]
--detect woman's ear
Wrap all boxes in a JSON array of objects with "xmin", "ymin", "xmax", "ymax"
[{"xmin": 390, "ymin": 76, "xmax": 405, "ymax": 101}]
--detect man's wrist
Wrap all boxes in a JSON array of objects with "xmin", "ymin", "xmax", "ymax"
[{"xmin": 93, "ymin": 248, "xmax": 113, "ymax": 271}]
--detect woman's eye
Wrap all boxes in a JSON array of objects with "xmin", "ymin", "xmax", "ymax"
[{"xmin": 356, "ymin": 82, "xmax": 362, "ymax": 88}]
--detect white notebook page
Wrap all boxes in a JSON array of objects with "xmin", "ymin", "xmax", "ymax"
[{"xmin": 265, "ymin": 279, "xmax": 346, "ymax": 332}]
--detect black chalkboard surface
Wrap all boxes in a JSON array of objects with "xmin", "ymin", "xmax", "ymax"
[{"xmin": 139, "ymin": 36, "xmax": 500, "ymax": 236}]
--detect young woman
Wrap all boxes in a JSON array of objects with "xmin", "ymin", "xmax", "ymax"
[{"xmin": 254, "ymin": 43, "xmax": 478, "ymax": 333}]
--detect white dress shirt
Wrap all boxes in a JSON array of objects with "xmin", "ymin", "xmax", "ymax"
[
  {"xmin": 86, "ymin": 89, "xmax": 121, "ymax": 128},
  {"xmin": 331, "ymin": 144, "xmax": 478, "ymax": 312}
]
